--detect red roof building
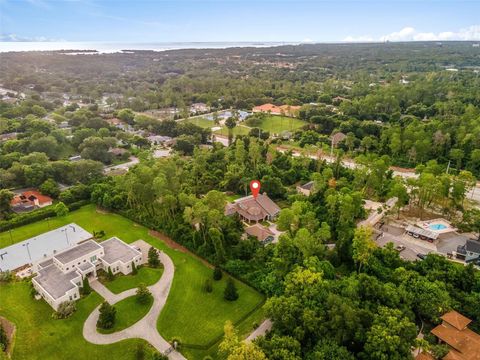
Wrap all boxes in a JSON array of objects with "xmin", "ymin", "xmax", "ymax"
[
  {"xmin": 11, "ymin": 190, "xmax": 53, "ymax": 213},
  {"xmin": 430, "ymin": 311, "xmax": 480, "ymax": 360}
]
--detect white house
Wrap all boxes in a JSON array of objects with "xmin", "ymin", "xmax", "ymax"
[{"xmin": 32, "ymin": 237, "xmax": 142, "ymax": 311}]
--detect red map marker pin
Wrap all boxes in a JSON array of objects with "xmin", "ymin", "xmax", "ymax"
[{"xmin": 250, "ymin": 180, "xmax": 261, "ymax": 198}]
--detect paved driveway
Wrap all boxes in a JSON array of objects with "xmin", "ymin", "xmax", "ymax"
[{"xmin": 83, "ymin": 251, "xmax": 185, "ymax": 360}]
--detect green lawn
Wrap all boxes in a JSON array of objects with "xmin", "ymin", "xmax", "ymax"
[
  {"xmin": 256, "ymin": 115, "xmax": 306, "ymax": 133},
  {"xmin": 98, "ymin": 295, "xmax": 153, "ymax": 334},
  {"xmin": 0, "ymin": 282, "xmax": 149, "ymax": 360},
  {"xmin": 100, "ymin": 267, "xmax": 163, "ymax": 294},
  {"xmin": 181, "ymin": 117, "xmax": 216, "ymax": 129},
  {"xmin": 0, "ymin": 205, "xmax": 265, "ymax": 360},
  {"xmin": 214, "ymin": 125, "xmax": 251, "ymax": 137}
]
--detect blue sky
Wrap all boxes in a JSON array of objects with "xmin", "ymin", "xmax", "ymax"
[{"xmin": 0, "ymin": 0, "xmax": 479, "ymax": 42}]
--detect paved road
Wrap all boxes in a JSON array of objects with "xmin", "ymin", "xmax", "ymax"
[
  {"xmin": 83, "ymin": 251, "xmax": 186, "ymax": 360},
  {"xmin": 104, "ymin": 156, "xmax": 139, "ymax": 173},
  {"xmin": 245, "ymin": 319, "xmax": 272, "ymax": 342}
]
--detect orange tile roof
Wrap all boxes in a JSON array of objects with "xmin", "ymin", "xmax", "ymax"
[
  {"xmin": 12, "ymin": 190, "xmax": 53, "ymax": 207},
  {"xmin": 415, "ymin": 352, "xmax": 435, "ymax": 360},
  {"xmin": 441, "ymin": 311, "xmax": 472, "ymax": 330},
  {"xmin": 431, "ymin": 321, "xmax": 480, "ymax": 360}
]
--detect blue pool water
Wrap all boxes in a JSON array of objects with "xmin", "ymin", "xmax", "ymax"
[{"xmin": 429, "ymin": 223, "xmax": 448, "ymax": 231}]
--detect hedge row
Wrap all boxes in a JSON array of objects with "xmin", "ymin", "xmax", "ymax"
[{"xmin": 0, "ymin": 200, "xmax": 90, "ymax": 232}]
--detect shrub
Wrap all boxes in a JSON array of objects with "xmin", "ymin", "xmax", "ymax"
[
  {"xmin": 81, "ymin": 277, "xmax": 91, "ymax": 295},
  {"xmin": 148, "ymin": 247, "xmax": 160, "ymax": 268},
  {"xmin": 107, "ymin": 267, "xmax": 114, "ymax": 281},
  {"xmin": 203, "ymin": 278, "xmax": 213, "ymax": 293},
  {"xmin": 213, "ymin": 266, "xmax": 222, "ymax": 281},
  {"xmin": 135, "ymin": 343, "xmax": 145, "ymax": 360},
  {"xmin": 131, "ymin": 261, "xmax": 138, "ymax": 275},
  {"xmin": 135, "ymin": 283, "xmax": 151, "ymax": 304},
  {"xmin": 0, "ymin": 271, "xmax": 13, "ymax": 283},
  {"xmin": 52, "ymin": 301, "xmax": 77, "ymax": 319},
  {"xmin": 152, "ymin": 353, "xmax": 168, "ymax": 360},
  {"xmin": 224, "ymin": 278, "xmax": 239, "ymax": 301},
  {"xmin": 431, "ymin": 344, "xmax": 450, "ymax": 359},
  {"xmin": 54, "ymin": 202, "xmax": 69, "ymax": 217},
  {"xmin": 97, "ymin": 301, "xmax": 116, "ymax": 329},
  {"xmin": 0, "ymin": 323, "xmax": 8, "ymax": 352},
  {"xmin": 170, "ymin": 337, "xmax": 181, "ymax": 350}
]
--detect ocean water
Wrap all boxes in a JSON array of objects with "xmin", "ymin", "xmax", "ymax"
[{"xmin": 0, "ymin": 41, "xmax": 298, "ymax": 53}]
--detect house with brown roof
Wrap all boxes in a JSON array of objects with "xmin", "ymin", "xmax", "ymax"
[
  {"xmin": 296, "ymin": 181, "xmax": 315, "ymax": 196},
  {"xmin": 430, "ymin": 311, "xmax": 480, "ymax": 360},
  {"xmin": 245, "ymin": 224, "xmax": 275, "ymax": 244},
  {"xmin": 225, "ymin": 194, "xmax": 281, "ymax": 223},
  {"xmin": 11, "ymin": 190, "xmax": 53, "ymax": 213},
  {"xmin": 252, "ymin": 103, "xmax": 301, "ymax": 117}
]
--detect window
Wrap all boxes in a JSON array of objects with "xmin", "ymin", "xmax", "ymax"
[
  {"xmin": 66, "ymin": 267, "xmax": 69, "ymax": 271},
  {"xmin": 83, "ymin": 259, "xmax": 86, "ymax": 262},
  {"xmin": 127, "ymin": 265, "xmax": 130, "ymax": 268},
  {"xmin": 69, "ymin": 296, "xmax": 72, "ymax": 300},
  {"xmin": 78, "ymin": 262, "xmax": 80, "ymax": 265},
  {"xmin": 90, "ymin": 255, "xmax": 97, "ymax": 262},
  {"xmin": 74, "ymin": 293, "xmax": 77, "ymax": 299},
  {"xmin": 77, "ymin": 282, "xmax": 80, "ymax": 286}
]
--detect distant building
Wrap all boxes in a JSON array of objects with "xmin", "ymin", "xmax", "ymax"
[
  {"xmin": 68, "ymin": 155, "xmax": 82, "ymax": 162},
  {"xmin": 245, "ymin": 224, "xmax": 275, "ymax": 244},
  {"xmin": 147, "ymin": 135, "xmax": 174, "ymax": 146},
  {"xmin": 11, "ymin": 190, "xmax": 53, "ymax": 213},
  {"xmin": 252, "ymin": 103, "xmax": 301, "ymax": 117},
  {"xmin": 190, "ymin": 102, "xmax": 210, "ymax": 114},
  {"xmin": 296, "ymin": 181, "xmax": 315, "ymax": 196},
  {"xmin": 225, "ymin": 194, "xmax": 281, "ymax": 223},
  {"xmin": 456, "ymin": 240, "xmax": 480, "ymax": 264},
  {"xmin": 32, "ymin": 237, "xmax": 142, "ymax": 310},
  {"xmin": 0, "ymin": 132, "xmax": 18, "ymax": 142},
  {"xmin": 430, "ymin": 311, "xmax": 480, "ymax": 360}
]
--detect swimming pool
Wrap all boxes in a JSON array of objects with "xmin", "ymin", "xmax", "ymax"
[{"xmin": 428, "ymin": 223, "xmax": 448, "ymax": 231}]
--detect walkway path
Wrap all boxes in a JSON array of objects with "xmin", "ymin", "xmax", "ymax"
[
  {"xmin": 245, "ymin": 319, "xmax": 272, "ymax": 342},
  {"xmin": 83, "ymin": 251, "xmax": 186, "ymax": 360}
]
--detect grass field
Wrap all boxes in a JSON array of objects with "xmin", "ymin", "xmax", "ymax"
[
  {"xmin": 255, "ymin": 115, "xmax": 306, "ymax": 133},
  {"xmin": 180, "ymin": 117, "xmax": 216, "ymax": 129},
  {"xmin": 0, "ymin": 282, "xmax": 149, "ymax": 360},
  {"xmin": 100, "ymin": 267, "xmax": 163, "ymax": 294},
  {"xmin": 213, "ymin": 125, "xmax": 251, "ymax": 137},
  {"xmin": 0, "ymin": 205, "xmax": 265, "ymax": 360},
  {"xmin": 98, "ymin": 295, "xmax": 153, "ymax": 334}
]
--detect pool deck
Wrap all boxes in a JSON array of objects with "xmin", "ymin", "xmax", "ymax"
[{"xmin": 416, "ymin": 218, "xmax": 457, "ymax": 235}]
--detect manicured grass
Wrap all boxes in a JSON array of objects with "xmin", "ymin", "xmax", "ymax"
[
  {"xmin": 181, "ymin": 117, "xmax": 216, "ymax": 129},
  {"xmin": 256, "ymin": 115, "xmax": 306, "ymax": 133},
  {"xmin": 0, "ymin": 205, "xmax": 265, "ymax": 359},
  {"xmin": 214, "ymin": 125, "xmax": 251, "ymax": 137},
  {"xmin": 0, "ymin": 281, "xmax": 149, "ymax": 360},
  {"xmin": 98, "ymin": 295, "xmax": 153, "ymax": 334},
  {"xmin": 100, "ymin": 267, "xmax": 163, "ymax": 294}
]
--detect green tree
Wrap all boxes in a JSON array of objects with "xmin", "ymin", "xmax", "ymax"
[
  {"xmin": 107, "ymin": 267, "xmax": 114, "ymax": 281},
  {"xmin": 363, "ymin": 307, "xmax": 417, "ymax": 360},
  {"xmin": 352, "ymin": 226, "xmax": 376, "ymax": 272},
  {"xmin": 0, "ymin": 323, "xmax": 8, "ymax": 352},
  {"xmin": 458, "ymin": 208, "xmax": 480, "ymax": 240},
  {"xmin": 135, "ymin": 343, "xmax": 145, "ymax": 360},
  {"xmin": 224, "ymin": 278, "xmax": 239, "ymax": 301},
  {"xmin": 54, "ymin": 202, "xmax": 69, "ymax": 217},
  {"xmin": 135, "ymin": 283, "xmax": 151, "ymax": 304},
  {"xmin": 148, "ymin": 247, "xmax": 160, "ymax": 268},
  {"xmin": 213, "ymin": 266, "xmax": 223, "ymax": 281},
  {"xmin": 131, "ymin": 261, "xmax": 138, "ymax": 275},
  {"xmin": 225, "ymin": 117, "xmax": 237, "ymax": 145},
  {"xmin": 219, "ymin": 321, "xmax": 266, "ymax": 360},
  {"xmin": 97, "ymin": 301, "xmax": 116, "ymax": 329},
  {"xmin": 81, "ymin": 277, "xmax": 91, "ymax": 295},
  {"xmin": 203, "ymin": 278, "xmax": 213, "ymax": 293},
  {"xmin": 0, "ymin": 189, "xmax": 14, "ymax": 219},
  {"xmin": 39, "ymin": 179, "xmax": 60, "ymax": 198}
]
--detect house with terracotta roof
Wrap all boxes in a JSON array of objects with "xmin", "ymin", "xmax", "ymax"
[
  {"xmin": 244, "ymin": 224, "xmax": 275, "ymax": 244},
  {"xmin": 429, "ymin": 310, "xmax": 480, "ymax": 360},
  {"xmin": 252, "ymin": 103, "xmax": 301, "ymax": 117},
  {"xmin": 11, "ymin": 190, "xmax": 53, "ymax": 213},
  {"xmin": 225, "ymin": 194, "xmax": 281, "ymax": 223}
]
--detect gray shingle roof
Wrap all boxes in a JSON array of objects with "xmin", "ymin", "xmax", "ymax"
[{"xmin": 466, "ymin": 240, "xmax": 480, "ymax": 254}]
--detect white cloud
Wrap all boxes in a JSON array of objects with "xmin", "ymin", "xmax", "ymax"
[
  {"xmin": 0, "ymin": 33, "xmax": 62, "ymax": 42},
  {"xmin": 344, "ymin": 25, "xmax": 480, "ymax": 43},
  {"xmin": 342, "ymin": 35, "xmax": 374, "ymax": 43},
  {"xmin": 380, "ymin": 27, "xmax": 416, "ymax": 42}
]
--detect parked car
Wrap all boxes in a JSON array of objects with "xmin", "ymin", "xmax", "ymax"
[
  {"xmin": 395, "ymin": 245, "xmax": 406, "ymax": 252},
  {"xmin": 416, "ymin": 253, "xmax": 427, "ymax": 260}
]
